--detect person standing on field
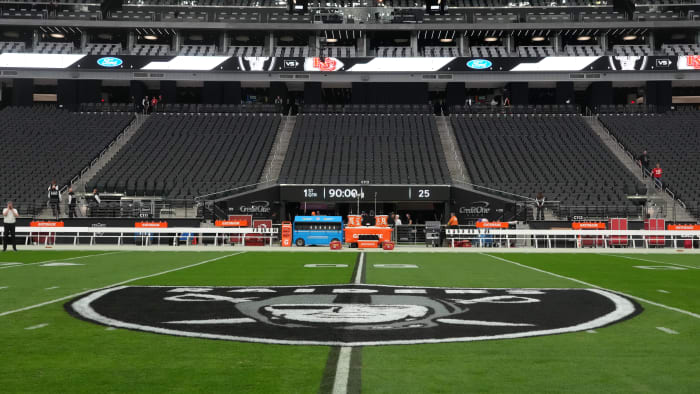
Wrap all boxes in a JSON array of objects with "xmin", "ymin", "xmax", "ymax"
[{"xmin": 3, "ymin": 201, "xmax": 19, "ymax": 251}]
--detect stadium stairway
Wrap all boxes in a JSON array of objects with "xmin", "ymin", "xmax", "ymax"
[
  {"xmin": 584, "ymin": 116, "xmax": 695, "ymax": 222},
  {"xmin": 436, "ymin": 116, "xmax": 470, "ymax": 185},
  {"xmin": 259, "ymin": 116, "xmax": 296, "ymax": 184},
  {"xmin": 37, "ymin": 113, "xmax": 147, "ymax": 218},
  {"xmin": 70, "ymin": 114, "xmax": 148, "ymax": 194}
]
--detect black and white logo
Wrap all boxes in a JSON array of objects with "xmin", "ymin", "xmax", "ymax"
[
  {"xmin": 608, "ymin": 56, "xmax": 648, "ymax": 71},
  {"xmin": 67, "ymin": 285, "xmax": 641, "ymax": 346},
  {"xmin": 459, "ymin": 201, "xmax": 491, "ymax": 216},
  {"xmin": 283, "ymin": 60, "xmax": 300, "ymax": 69},
  {"xmin": 239, "ymin": 200, "xmax": 271, "ymax": 214},
  {"xmin": 655, "ymin": 58, "xmax": 672, "ymax": 68}
]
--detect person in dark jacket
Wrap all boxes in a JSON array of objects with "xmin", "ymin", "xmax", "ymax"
[
  {"xmin": 535, "ymin": 192, "xmax": 546, "ymax": 221},
  {"xmin": 67, "ymin": 187, "xmax": 77, "ymax": 218},
  {"xmin": 48, "ymin": 180, "xmax": 61, "ymax": 219}
]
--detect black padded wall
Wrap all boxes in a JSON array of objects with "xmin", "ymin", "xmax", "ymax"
[
  {"xmin": 160, "ymin": 81, "xmax": 177, "ymax": 104},
  {"xmin": 203, "ymin": 81, "xmax": 223, "ymax": 104},
  {"xmin": 57, "ymin": 80, "xmax": 78, "ymax": 111},
  {"xmin": 222, "ymin": 81, "xmax": 241, "ymax": 104},
  {"xmin": 12, "ymin": 78, "xmax": 33, "ymax": 107},
  {"xmin": 129, "ymin": 81, "xmax": 146, "ymax": 104},
  {"xmin": 351, "ymin": 82, "xmax": 369, "ymax": 104},
  {"xmin": 646, "ymin": 81, "xmax": 671, "ymax": 113},
  {"xmin": 446, "ymin": 83, "xmax": 467, "ymax": 106},
  {"xmin": 556, "ymin": 82, "xmax": 575, "ymax": 105},
  {"xmin": 304, "ymin": 82, "xmax": 322, "ymax": 105},
  {"xmin": 351, "ymin": 82, "xmax": 427, "ymax": 105},
  {"xmin": 506, "ymin": 82, "xmax": 529, "ymax": 106},
  {"xmin": 78, "ymin": 80, "xmax": 101, "ymax": 104},
  {"xmin": 587, "ymin": 82, "xmax": 613, "ymax": 109}
]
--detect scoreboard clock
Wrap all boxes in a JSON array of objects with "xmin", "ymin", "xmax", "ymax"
[{"xmin": 280, "ymin": 185, "xmax": 450, "ymax": 202}]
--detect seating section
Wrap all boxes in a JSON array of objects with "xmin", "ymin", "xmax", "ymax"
[
  {"xmin": 131, "ymin": 44, "xmax": 170, "ymax": 56},
  {"xmin": 0, "ymin": 41, "xmax": 27, "ymax": 53},
  {"xmin": 90, "ymin": 114, "xmax": 280, "ymax": 198},
  {"xmin": 279, "ymin": 114, "xmax": 451, "ymax": 184},
  {"xmin": 451, "ymin": 104, "xmax": 578, "ymax": 115},
  {"xmin": 612, "ymin": 45, "xmax": 654, "ymax": 57},
  {"xmin": 516, "ymin": 46, "xmax": 556, "ymax": 57},
  {"xmin": 470, "ymin": 46, "xmax": 508, "ymax": 57},
  {"xmin": 85, "ymin": 43, "xmax": 121, "ymax": 55},
  {"xmin": 451, "ymin": 114, "xmax": 644, "ymax": 217},
  {"xmin": 179, "ymin": 45, "xmax": 217, "ymax": 56},
  {"xmin": 564, "ymin": 45, "xmax": 604, "ymax": 56},
  {"xmin": 0, "ymin": 107, "xmax": 133, "ymax": 213},
  {"xmin": 34, "ymin": 42, "xmax": 74, "ymax": 54},
  {"xmin": 423, "ymin": 46, "xmax": 460, "ymax": 57},
  {"xmin": 661, "ymin": 44, "xmax": 700, "ymax": 56},
  {"xmin": 302, "ymin": 104, "xmax": 433, "ymax": 114},
  {"xmin": 227, "ymin": 46, "xmax": 264, "ymax": 57},
  {"xmin": 599, "ymin": 111, "xmax": 700, "ymax": 218},
  {"xmin": 376, "ymin": 47, "xmax": 415, "ymax": 57},
  {"xmin": 321, "ymin": 46, "xmax": 356, "ymax": 57},
  {"xmin": 273, "ymin": 46, "xmax": 309, "ymax": 57}
]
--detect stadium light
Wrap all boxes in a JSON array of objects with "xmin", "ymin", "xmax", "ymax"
[
  {"xmin": 623, "ymin": 35, "xmax": 637, "ymax": 41},
  {"xmin": 440, "ymin": 38, "xmax": 453, "ymax": 43},
  {"xmin": 484, "ymin": 37, "xmax": 498, "ymax": 42},
  {"xmin": 49, "ymin": 33, "xmax": 65, "ymax": 39},
  {"xmin": 144, "ymin": 35, "xmax": 158, "ymax": 41},
  {"xmin": 326, "ymin": 38, "xmax": 338, "ymax": 43},
  {"xmin": 532, "ymin": 36, "xmax": 545, "ymax": 42},
  {"xmin": 577, "ymin": 36, "xmax": 592, "ymax": 41}
]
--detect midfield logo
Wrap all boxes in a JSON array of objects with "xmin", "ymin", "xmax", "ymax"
[{"xmin": 66, "ymin": 285, "xmax": 641, "ymax": 346}]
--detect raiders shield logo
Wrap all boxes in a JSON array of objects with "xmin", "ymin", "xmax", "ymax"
[{"xmin": 66, "ymin": 285, "xmax": 641, "ymax": 346}]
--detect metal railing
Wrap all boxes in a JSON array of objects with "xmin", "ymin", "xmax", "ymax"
[{"xmin": 10, "ymin": 198, "xmax": 202, "ymax": 220}]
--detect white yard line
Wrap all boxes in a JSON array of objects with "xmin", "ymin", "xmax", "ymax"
[
  {"xmin": 657, "ymin": 289, "xmax": 670, "ymax": 294},
  {"xmin": 45, "ymin": 286, "xmax": 60, "ymax": 290},
  {"xmin": 332, "ymin": 252, "xmax": 365, "ymax": 394},
  {"xmin": 25, "ymin": 323, "xmax": 49, "ymax": 330},
  {"xmin": 481, "ymin": 253, "xmax": 700, "ymax": 320},
  {"xmin": 0, "ymin": 251, "xmax": 123, "ymax": 270},
  {"xmin": 0, "ymin": 252, "xmax": 244, "ymax": 318},
  {"xmin": 601, "ymin": 254, "xmax": 699, "ymax": 270},
  {"xmin": 332, "ymin": 347, "xmax": 353, "ymax": 394},
  {"xmin": 0, "ymin": 286, "xmax": 7, "ymax": 290},
  {"xmin": 353, "ymin": 252, "xmax": 365, "ymax": 284},
  {"xmin": 656, "ymin": 327, "xmax": 679, "ymax": 335}
]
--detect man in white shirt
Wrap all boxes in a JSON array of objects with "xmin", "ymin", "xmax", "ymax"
[
  {"xmin": 3, "ymin": 201, "xmax": 19, "ymax": 251},
  {"xmin": 394, "ymin": 214, "xmax": 403, "ymax": 226}
]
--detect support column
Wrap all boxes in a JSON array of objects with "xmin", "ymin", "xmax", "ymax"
[
  {"xmin": 599, "ymin": 33, "xmax": 608, "ymax": 54},
  {"xmin": 220, "ymin": 31, "xmax": 228, "ymax": 55},
  {"xmin": 266, "ymin": 32, "xmax": 274, "ymax": 57},
  {"xmin": 12, "ymin": 79, "xmax": 33, "ymax": 107},
  {"xmin": 172, "ymin": 31, "xmax": 180, "ymax": 55},
  {"xmin": 410, "ymin": 31, "xmax": 418, "ymax": 56},
  {"xmin": 127, "ymin": 32, "xmax": 135, "ymax": 54},
  {"xmin": 357, "ymin": 35, "xmax": 367, "ymax": 57},
  {"xmin": 458, "ymin": 35, "xmax": 467, "ymax": 56},
  {"xmin": 505, "ymin": 33, "xmax": 514, "ymax": 55}
]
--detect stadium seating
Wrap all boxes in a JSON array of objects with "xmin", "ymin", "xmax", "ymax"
[
  {"xmin": 564, "ymin": 45, "xmax": 604, "ymax": 56},
  {"xmin": 376, "ymin": 47, "xmax": 415, "ymax": 57},
  {"xmin": 450, "ymin": 114, "xmax": 644, "ymax": 217},
  {"xmin": 661, "ymin": 44, "xmax": 700, "ymax": 56},
  {"xmin": 279, "ymin": 114, "xmax": 451, "ymax": 184},
  {"xmin": 320, "ymin": 46, "xmax": 356, "ymax": 57},
  {"xmin": 226, "ymin": 46, "xmax": 264, "ymax": 57},
  {"xmin": 470, "ymin": 46, "xmax": 509, "ymax": 57},
  {"xmin": 85, "ymin": 43, "xmax": 121, "ymax": 56},
  {"xmin": 274, "ymin": 46, "xmax": 309, "ymax": 57},
  {"xmin": 131, "ymin": 44, "xmax": 170, "ymax": 56},
  {"xmin": 612, "ymin": 45, "xmax": 654, "ymax": 57},
  {"xmin": 423, "ymin": 46, "xmax": 460, "ymax": 57},
  {"xmin": 34, "ymin": 42, "xmax": 74, "ymax": 54},
  {"xmin": 179, "ymin": 45, "xmax": 217, "ymax": 56},
  {"xmin": 599, "ymin": 111, "xmax": 700, "ymax": 218},
  {"xmin": 90, "ymin": 113, "xmax": 280, "ymax": 198},
  {"xmin": 0, "ymin": 41, "xmax": 27, "ymax": 53},
  {"xmin": 0, "ymin": 107, "xmax": 134, "ymax": 213}
]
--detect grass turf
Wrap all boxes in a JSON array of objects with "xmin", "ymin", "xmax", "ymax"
[{"xmin": 0, "ymin": 250, "xmax": 698, "ymax": 393}]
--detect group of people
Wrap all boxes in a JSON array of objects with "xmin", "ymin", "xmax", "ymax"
[
  {"xmin": 636, "ymin": 150, "xmax": 664, "ymax": 189},
  {"xmin": 47, "ymin": 181, "xmax": 101, "ymax": 219},
  {"xmin": 141, "ymin": 95, "xmax": 163, "ymax": 115}
]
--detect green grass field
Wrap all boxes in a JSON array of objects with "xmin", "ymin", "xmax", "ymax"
[{"xmin": 0, "ymin": 250, "xmax": 698, "ymax": 393}]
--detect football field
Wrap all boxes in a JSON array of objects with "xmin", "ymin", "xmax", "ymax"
[{"xmin": 0, "ymin": 250, "xmax": 698, "ymax": 393}]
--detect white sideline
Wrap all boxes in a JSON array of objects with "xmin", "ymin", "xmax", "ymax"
[
  {"xmin": 0, "ymin": 252, "xmax": 244, "ymax": 318},
  {"xmin": 656, "ymin": 327, "xmax": 679, "ymax": 335},
  {"xmin": 481, "ymin": 253, "xmax": 700, "ymax": 320},
  {"xmin": 332, "ymin": 252, "xmax": 365, "ymax": 394},
  {"xmin": 0, "ymin": 251, "xmax": 123, "ymax": 270},
  {"xmin": 601, "ymin": 253, "xmax": 699, "ymax": 270}
]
